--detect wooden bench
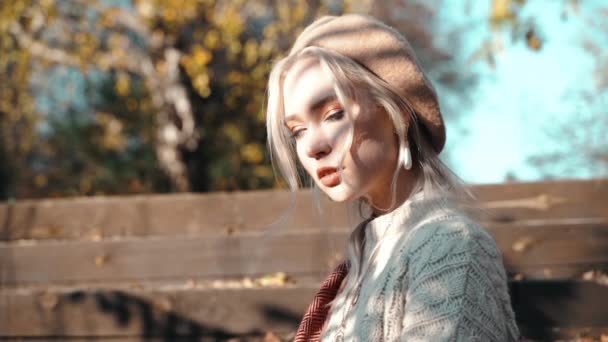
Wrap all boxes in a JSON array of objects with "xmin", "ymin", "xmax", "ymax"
[{"xmin": 1, "ymin": 178, "xmax": 607, "ymax": 341}]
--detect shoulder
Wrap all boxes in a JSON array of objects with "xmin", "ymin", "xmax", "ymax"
[
  {"xmin": 403, "ymin": 211, "xmax": 503, "ymax": 270},
  {"xmin": 398, "ymin": 212, "xmax": 520, "ymax": 340}
]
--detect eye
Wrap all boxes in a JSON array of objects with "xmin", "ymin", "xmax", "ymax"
[
  {"xmin": 290, "ymin": 128, "xmax": 306, "ymax": 140},
  {"xmin": 325, "ymin": 109, "xmax": 344, "ymax": 122}
]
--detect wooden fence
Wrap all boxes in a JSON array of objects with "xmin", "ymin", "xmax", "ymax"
[{"xmin": 1, "ymin": 178, "xmax": 607, "ymax": 341}]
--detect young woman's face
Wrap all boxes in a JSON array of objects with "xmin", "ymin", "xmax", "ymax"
[{"xmin": 282, "ymin": 57, "xmax": 399, "ymax": 205}]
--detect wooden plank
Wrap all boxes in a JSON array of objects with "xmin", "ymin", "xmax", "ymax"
[
  {"xmin": 0, "ymin": 189, "xmax": 348, "ymax": 242},
  {"xmin": 488, "ymin": 221, "xmax": 608, "ymax": 279},
  {"xmin": 511, "ymin": 281, "xmax": 608, "ymax": 340},
  {"xmin": 0, "ymin": 230, "xmax": 343, "ymax": 286},
  {"xmin": 0, "ymin": 336, "xmax": 287, "ymax": 341},
  {"xmin": 2, "ymin": 223, "xmax": 608, "ymax": 286},
  {"xmin": 2, "ymin": 281, "xmax": 608, "ymax": 339},
  {"xmin": 1, "ymin": 178, "xmax": 606, "ymax": 242},
  {"xmin": 471, "ymin": 178, "xmax": 608, "ymax": 223},
  {"xmin": 0, "ymin": 284, "xmax": 314, "ymax": 338}
]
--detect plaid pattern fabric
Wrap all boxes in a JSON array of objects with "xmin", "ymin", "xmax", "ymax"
[{"xmin": 294, "ymin": 261, "xmax": 349, "ymax": 342}]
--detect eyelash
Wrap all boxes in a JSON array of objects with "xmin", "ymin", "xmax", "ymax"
[
  {"xmin": 326, "ymin": 109, "xmax": 345, "ymax": 122},
  {"xmin": 290, "ymin": 110, "xmax": 345, "ymax": 140}
]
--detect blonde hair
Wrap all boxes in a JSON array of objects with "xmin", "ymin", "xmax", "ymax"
[{"xmin": 265, "ymin": 46, "xmax": 477, "ymax": 330}]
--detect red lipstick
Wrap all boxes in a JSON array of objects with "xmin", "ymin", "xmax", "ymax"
[{"xmin": 317, "ymin": 167, "xmax": 341, "ymax": 187}]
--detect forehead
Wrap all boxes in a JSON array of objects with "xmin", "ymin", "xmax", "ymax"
[{"xmin": 282, "ymin": 57, "xmax": 335, "ymax": 118}]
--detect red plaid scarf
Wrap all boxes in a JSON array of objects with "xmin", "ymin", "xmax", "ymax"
[{"xmin": 294, "ymin": 261, "xmax": 349, "ymax": 342}]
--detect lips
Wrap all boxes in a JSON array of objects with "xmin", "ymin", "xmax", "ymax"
[{"xmin": 317, "ymin": 166, "xmax": 341, "ymax": 187}]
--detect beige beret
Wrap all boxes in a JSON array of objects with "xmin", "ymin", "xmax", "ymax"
[{"xmin": 289, "ymin": 14, "xmax": 446, "ymax": 154}]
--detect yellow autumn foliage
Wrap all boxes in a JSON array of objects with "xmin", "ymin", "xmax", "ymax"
[
  {"xmin": 4, "ymin": 0, "xmax": 427, "ymax": 196},
  {"xmin": 241, "ymin": 143, "xmax": 265, "ymax": 163},
  {"xmin": 491, "ymin": 0, "xmax": 514, "ymax": 22},
  {"xmin": 96, "ymin": 112, "xmax": 127, "ymax": 151},
  {"xmin": 115, "ymin": 72, "xmax": 131, "ymax": 96},
  {"xmin": 222, "ymin": 123, "xmax": 244, "ymax": 144}
]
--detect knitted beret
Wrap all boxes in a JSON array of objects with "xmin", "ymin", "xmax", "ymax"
[{"xmin": 288, "ymin": 14, "xmax": 446, "ymax": 154}]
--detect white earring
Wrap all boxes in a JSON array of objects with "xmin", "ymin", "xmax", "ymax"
[{"xmin": 401, "ymin": 145, "xmax": 412, "ymax": 170}]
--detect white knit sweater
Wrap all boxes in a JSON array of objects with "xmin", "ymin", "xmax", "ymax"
[{"xmin": 321, "ymin": 192, "xmax": 520, "ymax": 341}]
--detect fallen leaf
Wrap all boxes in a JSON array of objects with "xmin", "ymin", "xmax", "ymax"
[
  {"xmin": 512, "ymin": 237, "xmax": 535, "ymax": 253},
  {"xmin": 263, "ymin": 331, "xmax": 281, "ymax": 342},
  {"xmin": 88, "ymin": 228, "xmax": 103, "ymax": 241},
  {"xmin": 154, "ymin": 296, "xmax": 172, "ymax": 311},
  {"xmin": 185, "ymin": 279, "xmax": 196, "ymax": 289},
  {"xmin": 255, "ymin": 272, "xmax": 293, "ymax": 287},
  {"xmin": 40, "ymin": 292, "xmax": 59, "ymax": 310},
  {"xmin": 94, "ymin": 254, "xmax": 110, "ymax": 267}
]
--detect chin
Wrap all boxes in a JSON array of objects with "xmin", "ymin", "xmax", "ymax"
[{"xmin": 319, "ymin": 184, "xmax": 359, "ymax": 203}]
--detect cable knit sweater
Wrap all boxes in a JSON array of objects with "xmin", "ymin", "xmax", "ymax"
[{"xmin": 320, "ymin": 192, "xmax": 520, "ymax": 341}]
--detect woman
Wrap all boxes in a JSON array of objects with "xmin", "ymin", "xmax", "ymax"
[{"xmin": 265, "ymin": 14, "xmax": 521, "ymax": 341}]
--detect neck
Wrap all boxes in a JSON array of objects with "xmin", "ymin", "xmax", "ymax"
[{"xmin": 368, "ymin": 164, "xmax": 421, "ymax": 217}]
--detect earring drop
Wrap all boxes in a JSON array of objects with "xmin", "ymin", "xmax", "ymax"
[{"xmin": 401, "ymin": 145, "xmax": 412, "ymax": 170}]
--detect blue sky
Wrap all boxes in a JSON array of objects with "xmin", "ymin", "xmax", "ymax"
[{"xmin": 433, "ymin": 0, "xmax": 607, "ymax": 183}]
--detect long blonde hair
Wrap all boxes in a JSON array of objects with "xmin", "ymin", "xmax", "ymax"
[{"xmin": 265, "ymin": 46, "xmax": 477, "ymax": 327}]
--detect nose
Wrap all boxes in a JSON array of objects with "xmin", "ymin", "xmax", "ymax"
[{"xmin": 304, "ymin": 129, "xmax": 332, "ymax": 160}]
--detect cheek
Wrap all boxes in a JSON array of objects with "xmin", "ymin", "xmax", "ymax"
[
  {"xmin": 349, "ymin": 119, "xmax": 398, "ymax": 177},
  {"xmin": 295, "ymin": 144, "xmax": 311, "ymax": 172},
  {"xmin": 353, "ymin": 115, "xmax": 397, "ymax": 162},
  {"xmin": 352, "ymin": 134, "xmax": 396, "ymax": 169},
  {"xmin": 295, "ymin": 143, "xmax": 321, "ymax": 182}
]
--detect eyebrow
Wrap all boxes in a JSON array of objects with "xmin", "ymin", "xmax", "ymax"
[{"xmin": 284, "ymin": 93, "xmax": 338, "ymax": 124}]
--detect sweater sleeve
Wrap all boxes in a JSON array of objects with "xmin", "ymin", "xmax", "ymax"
[{"xmin": 400, "ymin": 220, "xmax": 520, "ymax": 342}]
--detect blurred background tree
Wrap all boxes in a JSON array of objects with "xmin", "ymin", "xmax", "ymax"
[
  {"xmin": 1, "ymin": 0, "xmax": 324, "ymax": 198},
  {"xmin": 0, "ymin": 0, "xmax": 461, "ymax": 199}
]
